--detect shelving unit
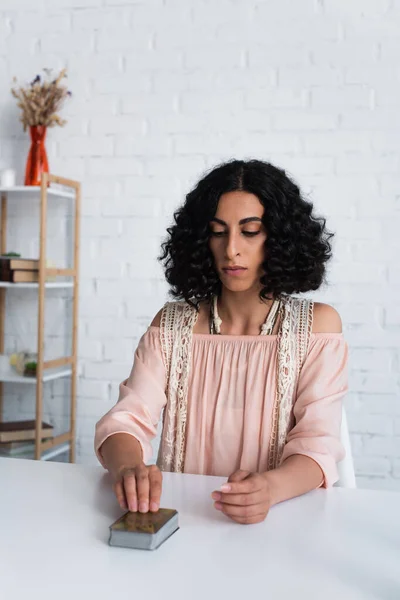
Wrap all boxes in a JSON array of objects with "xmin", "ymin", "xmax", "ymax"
[{"xmin": 0, "ymin": 174, "xmax": 81, "ymax": 462}]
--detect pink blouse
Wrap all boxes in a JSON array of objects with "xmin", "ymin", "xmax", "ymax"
[{"xmin": 95, "ymin": 326, "xmax": 348, "ymax": 487}]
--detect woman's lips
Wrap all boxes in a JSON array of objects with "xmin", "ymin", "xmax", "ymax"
[{"xmin": 222, "ymin": 268, "xmax": 247, "ymax": 276}]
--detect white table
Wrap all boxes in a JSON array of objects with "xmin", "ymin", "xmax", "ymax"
[{"xmin": 1, "ymin": 458, "xmax": 399, "ymax": 600}]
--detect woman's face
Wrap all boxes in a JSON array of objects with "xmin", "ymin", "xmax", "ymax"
[{"xmin": 208, "ymin": 191, "xmax": 267, "ymax": 293}]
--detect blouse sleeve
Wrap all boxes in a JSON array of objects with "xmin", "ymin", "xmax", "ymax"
[
  {"xmin": 94, "ymin": 327, "xmax": 167, "ymax": 468},
  {"xmin": 280, "ymin": 334, "xmax": 349, "ymax": 488}
]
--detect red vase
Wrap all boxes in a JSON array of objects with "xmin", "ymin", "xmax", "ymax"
[{"xmin": 24, "ymin": 125, "xmax": 49, "ymax": 186}]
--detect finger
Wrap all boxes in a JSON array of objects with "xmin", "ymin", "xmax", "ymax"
[
  {"xmin": 123, "ymin": 472, "xmax": 138, "ymax": 512},
  {"xmin": 220, "ymin": 474, "xmax": 263, "ymax": 495},
  {"xmin": 229, "ymin": 513, "xmax": 267, "ymax": 525},
  {"xmin": 227, "ymin": 470, "xmax": 251, "ymax": 483},
  {"xmin": 148, "ymin": 466, "xmax": 163, "ymax": 512},
  {"xmin": 113, "ymin": 480, "xmax": 127, "ymax": 510},
  {"xmin": 136, "ymin": 465, "xmax": 150, "ymax": 512},
  {"xmin": 217, "ymin": 501, "xmax": 267, "ymax": 519},
  {"xmin": 215, "ymin": 490, "xmax": 265, "ymax": 506},
  {"xmin": 217, "ymin": 470, "xmax": 251, "ymax": 494}
]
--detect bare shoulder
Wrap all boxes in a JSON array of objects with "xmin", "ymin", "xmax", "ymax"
[
  {"xmin": 150, "ymin": 301, "xmax": 204, "ymax": 329},
  {"xmin": 150, "ymin": 308, "xmax": 163, "ymax": 328},
  {"xmin": 311, "ymin": 302, "xmax": 342, "ymax": 334}
]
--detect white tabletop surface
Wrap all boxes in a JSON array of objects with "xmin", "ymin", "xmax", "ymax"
[{"xmin": 1, "ymin": 458, "xmax": 399, "ymax": 600}]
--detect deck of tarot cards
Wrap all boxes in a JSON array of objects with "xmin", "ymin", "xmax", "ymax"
[{"xmin": 109, "ymin": 508, "xmax": 179, "ymax": 551}]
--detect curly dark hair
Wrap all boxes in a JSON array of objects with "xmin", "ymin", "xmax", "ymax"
[{"xmin": 158, "ymin": 159, "xmax": 334, "ymax": 308}]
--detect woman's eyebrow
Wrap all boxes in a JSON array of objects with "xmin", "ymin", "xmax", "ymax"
[{"xmin": 210, "ymin": 217, "xmax": 262, "ymax": 226}]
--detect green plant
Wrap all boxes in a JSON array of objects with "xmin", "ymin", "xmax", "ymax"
[{"xmin": 24, "ymin": 361, "xmax": 37, "ymax": 376}]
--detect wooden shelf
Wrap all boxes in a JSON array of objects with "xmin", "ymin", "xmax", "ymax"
[
  {"xmin": 0, "ymin": 186, "xmax": 75, "ymax": 199},
  {"xmin": 0, "ymin": 281, "xmax": 74, "ymax": 289}
]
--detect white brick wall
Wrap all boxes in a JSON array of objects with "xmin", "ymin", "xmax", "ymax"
[{"xmin": 1, "ymin": 0, "xmax": 400, "ymax": 489}]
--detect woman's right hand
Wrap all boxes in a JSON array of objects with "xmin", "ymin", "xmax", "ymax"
[{"xmin": 113, "ymin": 462, "xmax": 163, "ymax": 513}]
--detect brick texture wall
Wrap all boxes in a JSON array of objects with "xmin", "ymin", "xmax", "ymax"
[{"xmin": 1, "ymin": 0, "xmax": 399, "ymax": 490}]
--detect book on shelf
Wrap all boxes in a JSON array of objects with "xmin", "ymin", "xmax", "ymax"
[
  {"xmin": 0, "ymin": 420, "xmax": 54, "ymax": 443},
  {"xmin": 0, "ymin": 441, "xmax": 35, "ymax": 457},
  {"xmin": 0, "ymin": 439, "xmax": 53, "ymax": 456},
  {"xmin": 3, "ymin": 270, "xmax": 39, "ymax": 283},
  {"xmin": 0, "ymin": 257, "xmax": 39, "ymax": 271},
  {"xmin": 0, "ymin": 256, "xmax": 40, "ymax": 283},
  {"xmin": 0, "ymin": 439, "xmax": 33, "ymax": 450}
]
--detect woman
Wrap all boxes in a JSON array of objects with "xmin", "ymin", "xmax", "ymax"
[{"xmin": 95, "ymin": 159, "xmax": 348, "ymax": 525}]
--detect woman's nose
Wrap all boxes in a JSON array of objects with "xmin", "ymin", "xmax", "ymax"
[{"xmin": 225, "ymin": 232, "xmax": 239, "ymax": 259}]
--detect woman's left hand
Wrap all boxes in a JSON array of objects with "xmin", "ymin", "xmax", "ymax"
[{"xmin": 211, "ymin": 469, "xmax": 272, "ymax": 524}]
